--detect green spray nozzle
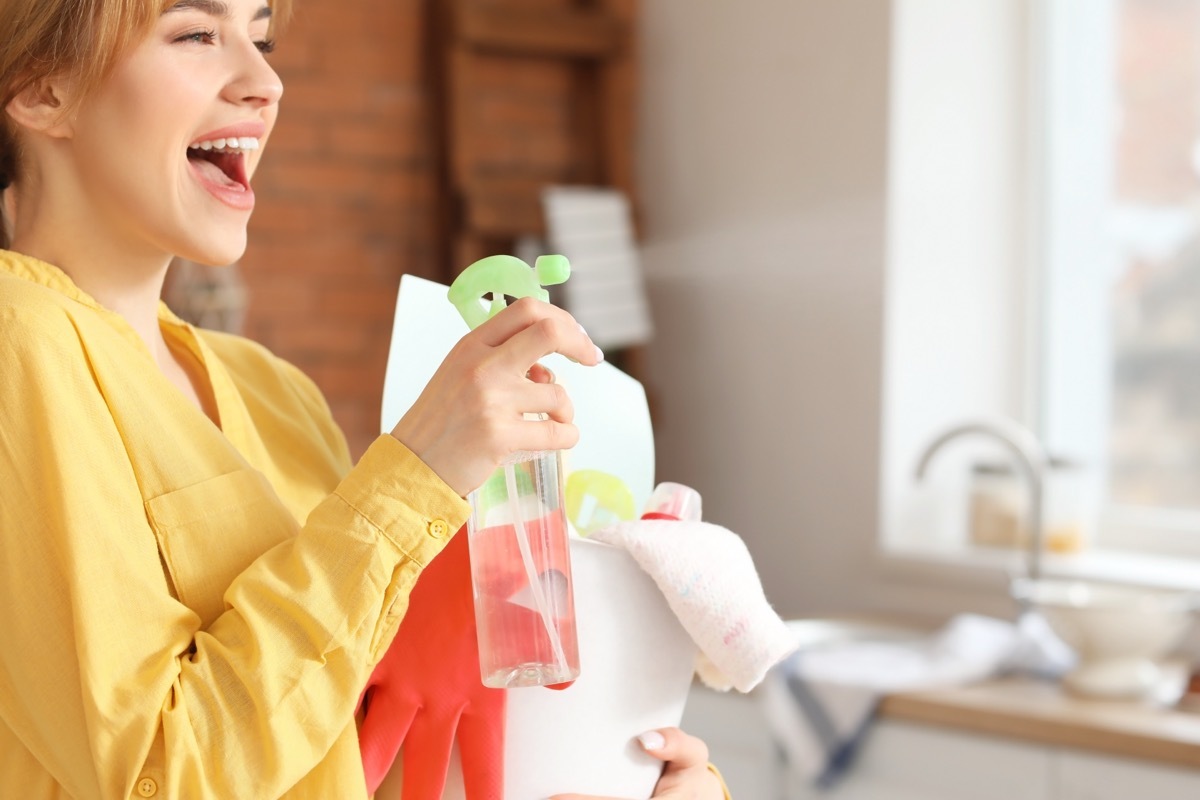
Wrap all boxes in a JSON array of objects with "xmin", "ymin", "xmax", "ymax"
[{"xmin": 448, "ymin": 254, "xmax": 571, "ymax": 330}]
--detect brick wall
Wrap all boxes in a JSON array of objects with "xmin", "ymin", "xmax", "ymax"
[{"xmin": 242, "ymin": 0, "xmax": 438, "ymax": 459}]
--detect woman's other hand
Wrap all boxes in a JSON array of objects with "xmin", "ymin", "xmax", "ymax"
[
  {"xmin": 390, "ymin": 297, "xmax": 603, "ymax": 497},
  {"xmin": 549, "ymin": 727, "xmax": 728, "ymax": 800}
]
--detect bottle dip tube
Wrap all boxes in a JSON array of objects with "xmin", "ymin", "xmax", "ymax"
[{"xmin": 448, "ymin": 253, "xmax": 580, "ymax": 688}]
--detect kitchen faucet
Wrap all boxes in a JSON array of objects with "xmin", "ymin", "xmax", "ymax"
[{"xmin": 913, "ymin": 418, "xmax": 1050, "ymax": 583}]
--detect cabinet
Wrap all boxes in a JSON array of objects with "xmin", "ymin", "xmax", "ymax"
[
  {"xmin": 682, "ymin": 684, "xmax": 1200, "ymax": 800},
  {"xmin": 1056, "ymin": 751, "xmax": 1200, "ymax": 800},
  {"xmin": 427, "ymin": 0, "xmax": 639, "ymax": 274},
  {"xmin": 425, "ymin": 0, "xmax": 649, "ymax": 380}
]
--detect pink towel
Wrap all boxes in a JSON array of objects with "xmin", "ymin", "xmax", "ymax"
[{"xmin": 590, "ymin": 520, "xmax": 798, "ymax": 692}]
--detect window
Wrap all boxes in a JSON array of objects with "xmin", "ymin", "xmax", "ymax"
[
  {"xmin": 1040, "ymin": 0, "xmax": 1200, "ymax": 555},
  {"xmin": 883, "ymin": 0, "xmax": 1200, "ymax": 570}
]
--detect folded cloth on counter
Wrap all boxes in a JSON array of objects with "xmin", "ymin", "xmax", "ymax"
[
  {"xmin": 763, "ymin": 612, "xmax": 1075, "ymax": 789},
  {"xmin": 589, "ymin": 519, "xmax": 798, "ymax": 692}
]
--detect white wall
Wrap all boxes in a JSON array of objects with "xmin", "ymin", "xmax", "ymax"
[
  {"xmin": 636, "ymin": 1, "xmax": 893, "ymax": 618},
  {"xmin": 636, "ymin": 0, "xmax": 1048, "ymax": 622}
]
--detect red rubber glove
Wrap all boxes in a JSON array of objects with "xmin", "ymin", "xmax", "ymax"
[{"xmin": 357, "ymin": 529, "xmax": 506, "ymax": 799}]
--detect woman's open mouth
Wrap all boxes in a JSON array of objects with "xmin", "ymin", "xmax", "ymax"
[{"xmin": 186, "ymin": 136, "xmax": 259, "ymax": 211}]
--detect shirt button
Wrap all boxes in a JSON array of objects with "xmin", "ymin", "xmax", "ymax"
[
  {"xmin": 427, "ymin": 519, "xmax": 451, "ymax": 539},
  {"xmin": 136, "ymin": 777, "xmax": 158, "ymax": 797}
]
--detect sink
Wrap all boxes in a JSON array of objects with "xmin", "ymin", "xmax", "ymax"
[{"xmin": 1011, "ymin": 578, "xmax": 1197, "ymax": 699}]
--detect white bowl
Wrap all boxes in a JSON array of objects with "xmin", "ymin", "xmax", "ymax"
[{"xmin": 1011, "ymin": 578, "xmax": 1197, "ymax": 699}]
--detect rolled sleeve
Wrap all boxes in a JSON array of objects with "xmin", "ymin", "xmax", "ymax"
[{"xmin": 333, "ymin": 434, "xmax": 469, "ymax": 568}]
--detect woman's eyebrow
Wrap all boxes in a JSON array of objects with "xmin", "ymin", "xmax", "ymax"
[{"xmin": 163, "ymin": 0, "xmax": 272, "ymax": 21}]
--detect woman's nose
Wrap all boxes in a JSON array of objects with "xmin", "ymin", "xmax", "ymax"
[{"xmin": 225, "ymin": 42, "xmax": 283, "ymax": 108}]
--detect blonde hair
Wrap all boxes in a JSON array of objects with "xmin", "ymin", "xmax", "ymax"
[{"xmin": 0, "ymin": 0, "xmax": 291, "ymax": 249}]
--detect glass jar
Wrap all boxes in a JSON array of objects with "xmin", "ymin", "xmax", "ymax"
[{"xmin": 969, "ymin": 457, "xmax": 1090, "ymax": 553}]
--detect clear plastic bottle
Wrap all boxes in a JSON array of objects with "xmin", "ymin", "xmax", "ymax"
[
  {"xmin": 641, "ymin": 481, "xmax": 703, "ymax": 522},
  {"xmin": 466, "ymin": 450, "xmax": 580, "ymax": 688}
]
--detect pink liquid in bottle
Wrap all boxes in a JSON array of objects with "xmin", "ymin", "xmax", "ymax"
[{"xmin": 467, "ymin": 451, "xmax": 580, "ymax": 688}]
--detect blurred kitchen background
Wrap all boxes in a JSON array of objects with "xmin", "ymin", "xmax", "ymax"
[
  {"xmin": 184, "ymin": 0, "xmax": 895, "ymax": 622},
  {"xmin": 167, "ymin": 0, "xmax": 1200, "ymax": 796}
]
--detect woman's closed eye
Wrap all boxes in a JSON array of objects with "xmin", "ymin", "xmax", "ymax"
[
  {"xmin": 172, "ymin": 29, "xmax": 274, "ymax": 55},
  {"xmin": 175, "ymin": 28, "xmax": 218, "ymax": 45}
]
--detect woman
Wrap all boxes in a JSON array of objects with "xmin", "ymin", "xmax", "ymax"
[{"xmin": 0, "ymin": 0, "xmax": 728, "ymax": 797}]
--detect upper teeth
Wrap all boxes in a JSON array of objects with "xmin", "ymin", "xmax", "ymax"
[{"xmin": 188, "ymin": 137, "xmax": 261, "ymax": 152}]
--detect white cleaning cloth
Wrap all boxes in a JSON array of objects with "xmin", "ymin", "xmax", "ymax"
[
  {"xmin": 763, "ymin": 612, "xmax": 1075, "ymax": 789},
  {"xmin": 589, "ymin": 519, "xmax": 798, "ymax": 693}
]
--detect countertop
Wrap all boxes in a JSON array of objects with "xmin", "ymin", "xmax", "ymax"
[
  {"xmin": 881, "ymin": 675, "xmax": 1200, "ymax": 769},
  {"xmin": 787, "ymin": 615, "xmax": 1200, "ymax": 770}
]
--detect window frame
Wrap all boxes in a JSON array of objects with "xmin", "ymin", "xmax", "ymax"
[{"xmin": 881, "ymin": 0, "xmax": 1200, "ymax": 584}]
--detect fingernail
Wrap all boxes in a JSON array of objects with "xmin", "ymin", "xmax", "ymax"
[
  {"xmin": 594, "ymin": 345, "xmax": 605, "ymax": 363},
  {"xmin": 638, "ymin": 730, "xmax": 666, "ymax": 751}
]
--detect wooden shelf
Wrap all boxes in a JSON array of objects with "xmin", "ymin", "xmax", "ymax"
[
  {"xmin": 461, "ymin": 176, "xmax": 549, "ymax": 238},
  {"xmin": 429, "ymin": 0, "xmax": 639, "ymax": 277},
  {"xmin": 428, "ymin": 0, "xmax": 647, "ymax": 388},
  {"xmin": 458, "ymin": 5, "xmax": 627, "ymax": 60}
]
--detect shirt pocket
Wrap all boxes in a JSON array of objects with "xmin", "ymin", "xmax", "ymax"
[{"xmin": 145, "ymin": 469, "xmax": 298, "ymax": 629}]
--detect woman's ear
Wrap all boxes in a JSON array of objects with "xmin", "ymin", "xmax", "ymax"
[{"xmin": 5, "ymin": 77, "xmax": 76, "ymax": 139}]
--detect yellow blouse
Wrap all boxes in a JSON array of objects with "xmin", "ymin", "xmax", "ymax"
[{"xmin": 0, "ymin": 251, "xmax": 470, "ymax": 799}]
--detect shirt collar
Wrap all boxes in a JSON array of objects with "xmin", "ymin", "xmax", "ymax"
[{"xmin": 0, "ymin": 248, "xmax": 189, "ymax": 328}]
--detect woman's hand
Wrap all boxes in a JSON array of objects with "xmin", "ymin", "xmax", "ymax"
[
  {"xmin": 390, "ymin": 297, "xmax": 603, "ymax": 497},
  {"xmin": 549, "ymin": 727, "xmax": 728, "ymax": 800}
]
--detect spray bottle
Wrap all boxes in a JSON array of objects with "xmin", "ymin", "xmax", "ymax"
[{"xmin": 449, "ymin": 254, "xmax": 580, "ymax": 688}]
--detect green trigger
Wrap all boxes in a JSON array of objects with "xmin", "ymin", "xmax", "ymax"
[{"xmin": 447, "ymin": 254, "xmax": 571, "ymax": 330}]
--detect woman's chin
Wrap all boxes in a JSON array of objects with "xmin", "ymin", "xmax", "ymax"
[{"xmin": 175, "ymin": 235, "xmax": 248, "ymax": 268}]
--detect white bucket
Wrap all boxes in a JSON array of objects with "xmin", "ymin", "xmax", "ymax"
[{"xmin": 375, "ymin": 537, "xmax": 697, "ymax": 800}]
